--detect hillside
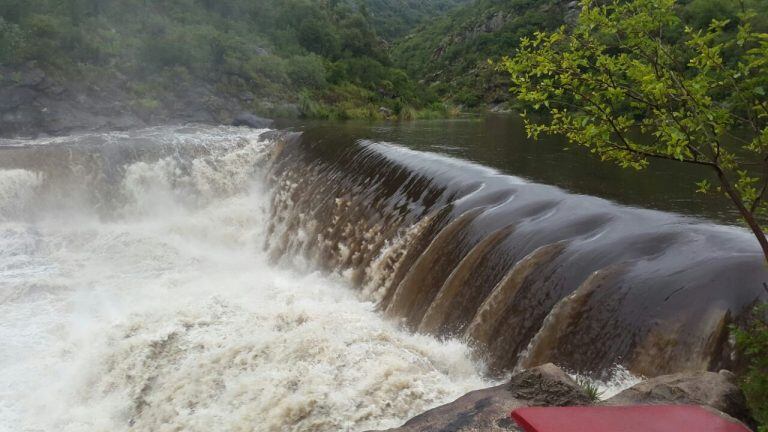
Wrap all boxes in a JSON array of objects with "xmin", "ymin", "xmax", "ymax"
[
  {"xmin": 0, "ymin": 0, "xmax": 463, "ymax": 136},
  {"xmin": 353, "ymin": 0, "xmax": 471, "ymax": 40},
  {"xmin": 394, "ymin": 0, "xmax": 768, "ymax": 109},
  {"xmin": 393, "ymin": 0, "xmax": 571, "ymax": 109}
]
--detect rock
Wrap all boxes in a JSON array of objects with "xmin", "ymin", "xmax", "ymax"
[
  {"xmin": 378, "ymin": 107, "xmax": 393, "ymax": 117},
  {"xmin": 18, "ymin": 67, "xmax": 46, "ymax": 88},
  {"xmin": 485, "ymin": 11, "xmax": 506, "ymax": 33},
  {"xmin": 239, "ymin": 92, "xmax": 255, "ymax": 103},
  {"xmin": 373, "ymin": 364, "xmax": 589, "ymax": 432},
  {"xmin": 490, "ymin": 103, "xmax": 511, "ymax": 113},
  {"xmin": 605, "ymin": 370, "xmax": 753, "ymax": 426},
  {"xmin": 507, "ymin": 363, "xmax": 593, "ymax": 407},
  {"xmin": 0, "ymin": 86, "xmax": 38, "ymax": 111},
  {"xmin": 232, "ymin": 112, "xmax": 274, "ymax": 129}
]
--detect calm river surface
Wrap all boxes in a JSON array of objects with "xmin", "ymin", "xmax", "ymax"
[{"xmin": 284, "ymin": 114, "xmax": 736, "ymax": 224}]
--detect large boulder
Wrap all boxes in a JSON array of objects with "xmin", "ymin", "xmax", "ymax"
[
  {"xmin": 232, "ymin": 112, "xmax": 273, "ymax": 129},
  {"xmin": 376, "ymin": 366, "xmax": 754, "ymax": 432},
  {"xmin": 605, "ymin": 370, "xmax": 753, "ymax": 427},
  {"xmin": 374, "ymin": 364, "xmax": 590, "ymax": 432}
]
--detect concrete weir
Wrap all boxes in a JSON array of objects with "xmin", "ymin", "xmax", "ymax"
[{"xmin": 265, "ymin": 130, "xmax": 768, "ymax": 378}]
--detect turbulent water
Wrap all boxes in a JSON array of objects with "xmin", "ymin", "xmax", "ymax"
[
  {"xmin": 267, "ymin": 127, "xmax": 768, "ymax": 378},
  {"xmin": 3, "ymin": 123, "xmax": 767, "ymax": 432},
  {"xmin": 0, "ymin": 126, "xmax": 490, "ymax": 432}
]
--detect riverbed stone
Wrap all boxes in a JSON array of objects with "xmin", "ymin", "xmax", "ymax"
[
  {"xmin": 604, "ymin": 369, "xmax": 752, "ymax": 426},
  {"xmin": 373, "ymin": 363, "xmax": 590, "ymax": 432}
]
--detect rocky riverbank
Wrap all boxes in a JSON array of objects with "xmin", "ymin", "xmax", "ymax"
[
  {"xmin": 0, "ymin": 63, "xmax": 278, "ymax": 138},
  {"xmin": 372, "ymin": 364, "xmax": 754, "ymax": 432}
]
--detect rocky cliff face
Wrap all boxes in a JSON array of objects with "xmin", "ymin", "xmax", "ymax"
[{"xmin": 0, "ymin": 63, "xmax": 251, "ymax": 138}]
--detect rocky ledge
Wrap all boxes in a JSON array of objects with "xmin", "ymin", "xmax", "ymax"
[
  {"xmin": 0, "ymin": 63, "xmax": 277, "ymax": 139},
  {"xmin": 372, "ymin": 364, "xmax": 753, "ymax": 432}
]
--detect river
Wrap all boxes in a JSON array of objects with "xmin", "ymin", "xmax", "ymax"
[
  {"xmin": 0, "ymin": 125, "xmax": 490, "ymax": 432},
  {"xmin": 1, "ymin": 118, "xmax": 765, "ymax": 432}
]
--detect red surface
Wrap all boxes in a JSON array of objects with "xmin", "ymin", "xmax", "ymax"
[{"xmin": 511, "ymin": 405, "xmax": 750, "ymax": 432}]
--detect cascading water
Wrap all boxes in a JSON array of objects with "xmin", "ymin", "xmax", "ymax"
[
  {"xmin": 266, "ymin": 129, "xmax": 768, "ymax": 379},
  {"xmin": 3, "ymin": 124, "xmax": 766, "ymax": 431},
  {"xmin": 0, "ymin": 126, "xmax": 491, "ymax": 432}
]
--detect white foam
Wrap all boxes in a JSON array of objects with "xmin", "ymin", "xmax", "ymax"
[
  {"xmin": 0, "ymin": 126, "xmax": 490, "ymax": 432},
  {"xmin": 569, "ymin": 366, "xmax": 643, "ymax": 401},
  {"xmin": 0, "ymin": 169, "xmax": 44, "ymax": 221}
]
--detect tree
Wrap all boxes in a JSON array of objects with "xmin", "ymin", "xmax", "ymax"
[{"xmin": 501, "ymin": 0, "xmax": 768, "ymax": 261}]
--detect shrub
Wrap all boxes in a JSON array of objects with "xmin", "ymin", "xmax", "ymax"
[
  {"xmin": 297, "ymin": 89, "xmax": 327, "ymax": 118},
  {"xmin": 734, "ymin": 304, "xmax": 768, "ymax": 431},
  {"xmin": 287, "ymin": 54, "xmax": 327, "ymax": 89},
  {"xmin": 574, "ymin": 376, "xmax": 605, "ymax": 402},
  {"xmin": 0, "ymin": 17, "xmax": 25, "ymax": 65},
  {"xmin": 246, "ymin": 55, "xmax": 288, "ymax": 83},
  {"xmin": 20, "ymin": 14, "xmax": 71, "ymax": 67}
]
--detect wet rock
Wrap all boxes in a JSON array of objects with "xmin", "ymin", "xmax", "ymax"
[
  {"xmin": 373, "ymin": 364, "xmax": 589, "ymax": 432},
  {"xmin": 375, "ymin": 366, "xmax": 754, "ymax": 432},
  {"xmin": 232, "ymin": 112, "xmax": 274, "ymax": 129},
  {"xmin": 605, "ymin": 369, "xmax": 753, "ymax": 426},
  {"xmin": 489, "ymin": 103, "xmax": 511, "ymax": 113},
  {"xmin": 507, "ymin": 363, "xmax": 592, "ymax": 407}
]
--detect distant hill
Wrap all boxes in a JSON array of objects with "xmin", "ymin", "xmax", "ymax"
[
  {"xmin": 393, "ymin": 0, "xmax": 768, "ymax": 109},
  {"xmin": 353, "ymin": 0, "xmax": 472, "ymax": 40},
  {"xmin": 393, "ymin": 0, "xmax": 571, "ymax": 109},
  {"xmin": 0, "ymin": 0, "xmax": 469, "ymax": 136}
]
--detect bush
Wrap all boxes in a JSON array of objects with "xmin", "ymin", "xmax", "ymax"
[
  {"xmin": 734, "ymin": 304, "xmax": 768, "ymax": 431},
  {"xmin": 287, "ymin": 54, "xmax": 327, "ymax": 89},
  {"xmin": 297, "ymin": 89, "xmax": 327, "ymax": 118},
  {"xmin": 0, "ymin": 0, "xmax": 456, "ymax": 120},
  {"xmin": 682, "ymin": 0, "xmax": 738, "ymax": 30},
  {"xmin": 0, "ymin": 17, "xmax": 25, "ymax": 65},
  {"xmin": 245, "ymin": 55, "xmax": 288, "ymax": 84},
  {"xmin": 20, "ymin": 14, "xmax": 71, "ymax": 66}
]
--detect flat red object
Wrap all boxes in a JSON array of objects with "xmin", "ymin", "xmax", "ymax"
[{"xmin": 511, "ymin": 405, "xmax": 750, "ymax": 432}]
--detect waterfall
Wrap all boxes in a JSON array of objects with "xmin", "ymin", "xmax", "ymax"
[{"xmin": 266, "ymin": 129, "xmax": 768, "ymax": 378}]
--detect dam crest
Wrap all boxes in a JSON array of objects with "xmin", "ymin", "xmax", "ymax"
[{"xmin": 265, "ymin": 130, "xmax": 768, "ymax": 378}]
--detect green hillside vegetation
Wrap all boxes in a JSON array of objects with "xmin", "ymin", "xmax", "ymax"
[
  {"xmin": 3, "ymin": 0, "xmax": 767, "ymax": 120},
  {"xmin": 394, "ymin": 0, "xmax": 768, "ymax": 109},
  {"xmin": 351, "ymin": 0, "xmax": 470, "ymax": 41},
  {"xmin": 0, "ymin": 0, "xmax": 461, "ymax": 120},
  {"xmin": 393, "ymin": 0, "xmax": 568, "ymax": 108}
]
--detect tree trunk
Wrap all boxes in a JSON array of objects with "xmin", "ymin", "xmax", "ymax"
[{"xmin": 716, "ymin": 168, "xmax": 768, "ymax": 263}]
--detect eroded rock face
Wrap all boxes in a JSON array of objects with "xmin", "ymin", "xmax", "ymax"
[
  {"xmin": 0, "ymin": 63, "xmax": 269, "ymax": 138},
  {"xmin": 374, "ymin": 364, "xmax": 589, "ymax": 432},
  {"xmin": 604, "ymin": 370, "xmax": 752, "ymax": 426}
]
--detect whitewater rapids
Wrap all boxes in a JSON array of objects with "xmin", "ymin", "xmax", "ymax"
[{"xmin": 0, "ymin": 126, "xmax": 490, "ymax": 432}]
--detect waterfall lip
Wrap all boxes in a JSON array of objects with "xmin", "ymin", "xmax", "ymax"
[
  {"xmin": 360, "ymin": 140, "xmax": 527, "ymax": 186},
  {"xmin": 267, "ymin": 127, "xmax": 768, "ymax": 379}
]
